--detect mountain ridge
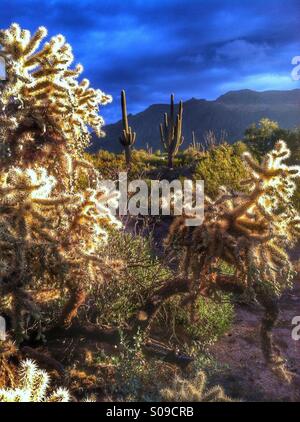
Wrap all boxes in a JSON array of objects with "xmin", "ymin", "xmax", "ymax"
[{"xmin": 90, "ymin": 89, "xmax": 300, "ymax": 153}]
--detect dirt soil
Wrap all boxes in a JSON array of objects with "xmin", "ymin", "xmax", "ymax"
[
  {"xmin": 150, "ymin": 219, "xmax": 300, "ymax": 402},
  {"xmin": 210, "ymin": 279, "xmax": 300, "ymax": 401}
]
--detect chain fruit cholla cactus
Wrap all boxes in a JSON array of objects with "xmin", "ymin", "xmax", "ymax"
[
  {"xmin": 159, "ymin": 94, "xmax": 184, "ymax": 168},
  {"xmin": 161, "ymin": 371, "xmax": 232, "ymax": 402},
  {"xmin": 0, "ymin": 23, "xmax": 112, "ymax": 155},
  {"xmin": 0, "ymin": 359, "xmax": 70, "ymax": 402},
  {"xmin": 165, "ymin": 140, "xmax": 300, "ymax": 378},
  {"xmin": 0, "ymin": 23, "xmax": 121, "ymax": 343},
  {"xmin": 119, "ymin": 90, "xmax": 136, "ymax": 168}
]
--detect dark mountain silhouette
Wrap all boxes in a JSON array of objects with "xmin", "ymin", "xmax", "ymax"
[{"xmin": 89, "ymin": 89, "xmax": 300, "ymax": 153}]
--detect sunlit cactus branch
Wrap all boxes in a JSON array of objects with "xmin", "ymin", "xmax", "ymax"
[
  {"xmin": 165, "ymin": 140, "xmax": 300, "ymax": 380},
  {"xmin": 0, "ymin": 23, "xmax": 121, "ymax": 343}
]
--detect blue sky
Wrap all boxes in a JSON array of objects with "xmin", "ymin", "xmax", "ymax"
[{"xmin": 1, "ymin": 0, "xmax": 300, "ymax": 123}]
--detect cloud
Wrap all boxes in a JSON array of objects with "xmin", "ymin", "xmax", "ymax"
[
  {"xmin": 1, "ymin": 0, "xmax": 300, "ymax": 122},
  {"xmin": 216, "ymin": 39, "xmax": 271, "ymax": 63},
  {"xmin": 221, "ymin": 73, "xmax": 298, "ymax": 92},
  {"xmin": 178, "ymin": 54, "xmax": 204, "ymax": 65}
]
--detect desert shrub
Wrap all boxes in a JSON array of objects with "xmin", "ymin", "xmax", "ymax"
[
  {"xmin": 100, "ymin": 334, "xmax": 233, "ymax": 402},
  {"xmin": 76, "ymin": 230, "xmax": 233, "ymax": 350},
  {"xmin": 88, "ymin": 149, "xmax": 166, "ymax": 181},
  {"xmin": 243, "ymin": 118, "xmax": 281, "ymax": 157},
  {"xmin": 193, "ymin": 143, "xmax": 249, "ymax": 197},
  {"xmin": 178, "ymin": 148, "xmax": 205, "ymax": 168},
  {"xmin": 244, "ymin": 118, "xmax": 300, "ymax": 159},
  {"xmin": 82, "ymin": 230, "xmax": 172, "ymax": 325},
  {"xmin": 132, "ymin": 149, "xmax": 165, "ymax": 167},
  {"xmin": 97, "ymin": 331, "xmax": 172, "ymax": 401},
  {"xmin": 84, "ymin": 150, "xmax": 126, "ymax": 180},
  {"xmin": 166, "ymin": 293, "xmax": 234, "ymax": 348},
  {"xmin": 232, "ymin": 141, "xmax": 248, "ymax": 156}
]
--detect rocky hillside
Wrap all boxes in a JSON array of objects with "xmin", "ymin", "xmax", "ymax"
[{"xmin": 90, "ymin": 89, "xmax": 300, "ymax": 152}]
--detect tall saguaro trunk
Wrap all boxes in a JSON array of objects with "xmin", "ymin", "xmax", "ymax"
[
  {"xmin": 124, "ymin": 145, "xmax": 132, "ymax": 168},
  {"xmin": 167, "ymin": 152, "xmax": 173, "ymax": 168},
  {"xmin": 159, "ymin": 94, "xmax": 184, "ymax": 169},
  {"xmin": 119, "ymin": 90, "xmax": 136, "ymax": 170}
]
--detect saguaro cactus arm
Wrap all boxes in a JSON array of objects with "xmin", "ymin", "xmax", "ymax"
[
  {"xmin": 119, "ymin": 90, "xmax": 136, "ymax": 147},
  {"xmin": 118, "ymin": 90, "xmax": 136, "ymax": 167},
  {"xmin": 159, "ymin": 94, "xmax": 184, "ymax": 167},
  {"xmin": 172, "ymin": 100, "xmax": 184, "ymax": 155}
]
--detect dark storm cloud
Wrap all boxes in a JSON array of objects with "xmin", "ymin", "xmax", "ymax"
[{"xmin": 1, "ymin": 0, "xmax": 300, "ymax": 122}]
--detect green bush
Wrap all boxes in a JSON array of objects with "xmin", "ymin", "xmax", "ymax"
[
  {"xmin": 95, "ymin": 330, "xmax": 175, "ymax": 401},
  {"xmin": 87, "ymin": 230, "xmax": 171, "ymax": 325},
  {"xmin": 87, "ymin": 149, "xmax": 169, "ymax": 181},
  {"xmin": 81, "ymin": 230, "xmax": 233, "ymax": 350},
  {"xmin": 243, "ymin": 118, "xmax": 280, "ymax": 157},
  {"xmin": 193, "ymin": 144, "xmax": 249, "ymax": 198},
  {"xmin": 167, "ymin": 294, "xmax": 234, "ymax": 349}
]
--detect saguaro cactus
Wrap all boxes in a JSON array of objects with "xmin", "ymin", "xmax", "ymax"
[
  {"xmin": 119, "ymin": 90, "xmax": 136, "ymax": 168},
  {"xmin": 159, "ymin": 94, "xmax": 184, "ymax": 168}
]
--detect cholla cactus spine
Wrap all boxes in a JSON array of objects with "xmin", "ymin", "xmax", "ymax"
[
  {"xmin": 0, "ymin": 23, "xmax": 112, "ymax": 156},
  {"xmin": 0, "ymin": 23, "xmax": 121, "ymax": 342},
  {"xmin": 161, "ymin": 371, "xmax": 232, "ymax": 402},
  {"xmin": 165, "ymin": 140, "xmax": 300, "ymax": 376},
  {"xmin": 0, "ymin": 359, "xmax": 70, "ymax": 402}
]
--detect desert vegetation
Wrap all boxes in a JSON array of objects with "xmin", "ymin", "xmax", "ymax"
[{"xmin": 0, "ymin": 23, "xmax": 299, "ymax": 402}]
